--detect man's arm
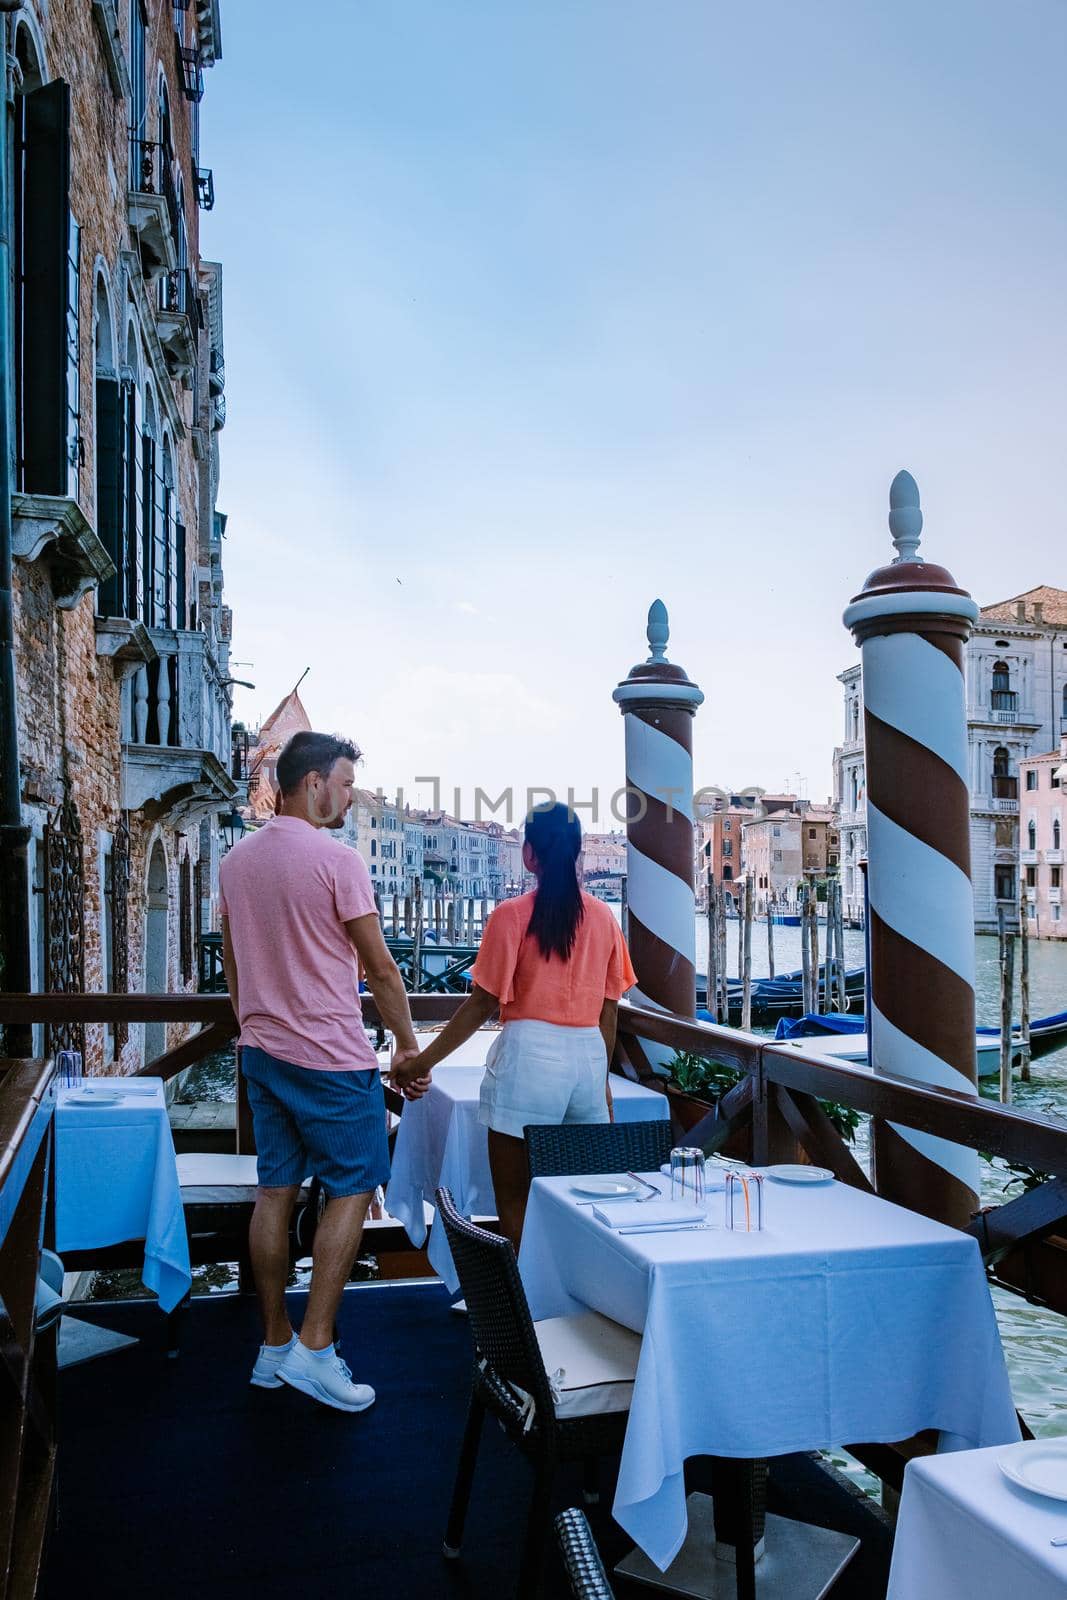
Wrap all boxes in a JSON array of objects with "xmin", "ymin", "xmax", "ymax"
[
  {"xmin": 345, "ymin": 912, "xmax": 419, "ymax": 1069},
  {"xmin": 221, "ymin": 917, "xmax": 239, "ymax": 1021},
  {"xmin": 599, "ymin": 997, "xmax": 618, "ymax": 1122},
  {"xmin": 392, "ymin": 984, "xmax": 499, "ymax": 1087}
]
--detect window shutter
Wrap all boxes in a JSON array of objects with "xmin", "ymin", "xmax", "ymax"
[
  {"xmin": 175, "ymin": 521, "xmax": 187, "ymax": 629},
  {"xmin": 96, "ymin": 375, "xmax": 123, "ymax": 615},
  {"xmin": 123, "ymin": 386, "xmax": 141, "ymax": 619},
  {"xmin": 154, "ymin": 465, "xmax": 169, "ymax": 626},
  {"xmin": 17, "ymin": 79, "xmax": 72, "ymax": 494},
  {"xmin": 141, "ymin": 433, "xmax": 156, "ymax": 625}
]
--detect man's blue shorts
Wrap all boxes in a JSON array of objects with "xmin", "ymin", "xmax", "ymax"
[{"xmin": 241, "ymin": 1047, "xmax": 391, "ymax": 1198}]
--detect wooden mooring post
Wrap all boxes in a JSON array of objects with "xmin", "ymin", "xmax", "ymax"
[
  {"xmin": 1019, "ymin": 878, "xmax": 1032, "ymax": 1082},
  {"xmin": 412, "ymin": 879, "xmax": 423, "ymax": 991},
  {"xmin": 766, "ymin": 891, "xmax": 775, "ymax": 981},
  {"xmin": 446, "ymin": 898, "xmax": 456, "ymax": 945},
  {"xmin": 716, "ymin": 880, "xmax": 729, "ymax": 1023},
  {"xmin": 998, "ymin": 904, "xmax": 1015, "ymax": 1104},
  {"xmin": 800, "ymin": 884, "xmax": 813, "ymax": 1014},
  {"xmin": 741, "ymin": 876, "xmax": 753, "ymax": 1031},
  {"xmin": 835, "ymin": 879, "xmax": 847, "ymax": 1013},
  {"xmin": 705, "ymin": 868, "xmax": 717, "ymax": 1021}
]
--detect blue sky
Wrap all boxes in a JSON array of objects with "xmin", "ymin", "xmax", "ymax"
[{"xmin": 201, "ymin": 0, "xmax": 1065, "ymax": 819}]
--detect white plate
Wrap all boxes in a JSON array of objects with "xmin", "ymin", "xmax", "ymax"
[
  {"xmin": 570, "ymin": 1177, "xmax": 641, "ymax": 1199},
  {"xmin": 764, "ymin": 1164, "xmax": 835, "ymax": 1184},
  {"xmin": 998, "ymin": 1440, "xmax": 1067, "ymax": 1501}
]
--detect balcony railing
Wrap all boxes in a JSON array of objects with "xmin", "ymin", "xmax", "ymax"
[
  {"xmin": 175, "ymin": 34, "xmax": 205, "ymax": 102},
  {"xmin": 196, "ymin": 166, "xmax": 215, "ymax": 210},
  {"xmin": 129, "ymin": 629, "xmax": 229, "ymax": 767},
  {"xmin": 231, "ymin": 725, "xmax": 253, "ymax": 783},
  {"xmin": 158, "ymin": 266, "xmax": 203, "ymax": 327},
  {"xmin": 1021, "ymin": 849, "xmax": 1038, "ymax": 865},
  {"xmin": 1045, "ymin": 849, "xmax": 1065, "ymax": 866},
  {"xmin": 129, "ymin": 137, "xmax": 180, "ymax": 238},
  {"xmin": 1049, "ymin": 888, "xmax": 1063, "ymax": 905}
]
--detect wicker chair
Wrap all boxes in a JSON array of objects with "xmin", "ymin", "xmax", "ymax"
[
  {"xmin": 437, "ymin": 1187, "xmax": 636, "ymax": 1600},
  {"xmin": 524, "ymin": 1118, "xmax": 673, "ymax": 1181},
  {"xmin": 555, "ymin": 1508, "xmax": 616, "ymax": 1600}
]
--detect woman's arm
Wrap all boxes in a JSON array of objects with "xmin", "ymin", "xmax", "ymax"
[
  {"xmin": 392, "ymin": 983, "xmax": 500, "ymax": 1088},
  {"xmin": 599, "ymin": 997, "xmax": 618, "ymax": 1122}
]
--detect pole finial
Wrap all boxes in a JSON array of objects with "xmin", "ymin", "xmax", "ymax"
[
  {"xmin": 647, "ymin": 599, "xmax": 669, "ymax": 661},
  {"xmin": 889, "ymin": 470, "xmax": 923, "ymax": 565}
]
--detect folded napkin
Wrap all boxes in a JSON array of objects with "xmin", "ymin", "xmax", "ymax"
[{"xmin": 592, "ymin": 1200, "xmax": 706, "ymax": 1231}]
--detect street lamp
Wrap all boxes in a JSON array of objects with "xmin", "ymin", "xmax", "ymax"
[{"xmin": 220, "ymin": 808, "xmax": 245, "ymax": 852}]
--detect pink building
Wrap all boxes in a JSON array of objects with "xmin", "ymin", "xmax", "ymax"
[{"xmin": 1020, "ymin": 736, "xmax": 1067, "ymax": 939}]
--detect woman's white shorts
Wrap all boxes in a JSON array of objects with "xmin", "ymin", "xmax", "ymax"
[{"xmin": 477, "ymin": 1019, "xmax": 610, "ymax": 1139}]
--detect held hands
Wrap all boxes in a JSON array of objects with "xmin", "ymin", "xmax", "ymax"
[{"xmin": 390, "ymin": 1041, "xmax": 432, "ymax": 1100}]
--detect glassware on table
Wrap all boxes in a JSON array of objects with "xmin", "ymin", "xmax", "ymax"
[
  {"xmin": 670, "ymin": 1147, "xmax": 707, "ymax": 1205},
  {"xmin": 725, "ymin": 1170, "xmax": 764, "ymax": 1231},
  {"xmin": 56, "ymin": 1049, "xmax": 83, "ymax": 1089}
]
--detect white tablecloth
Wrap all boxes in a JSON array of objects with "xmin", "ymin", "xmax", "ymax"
[
  {"xmin": 384, "ymin": 1033, "xmax": 670, "ymax": 1293},
  {"xmin": 519, "ymin": 1173, "xmax": 1020, "ymax": 1572},
  {"xmin": 888, "ymin": 1444, "xmax": 1067, "ymax": 1600},
  {"xmin": 56, "ymin": 1079, "xmax": 192, "ymax": 1313}
]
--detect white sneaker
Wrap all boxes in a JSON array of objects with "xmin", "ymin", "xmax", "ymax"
[
  {"xmin": 277, "ymin": 1340, "xmax": 376, "ymax": 1414},
  {"xmin": 250, "ymin": 1336, "xmax": 296, "ymax": 1389}
]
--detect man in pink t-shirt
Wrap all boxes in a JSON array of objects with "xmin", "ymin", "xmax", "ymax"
[{"xmin": 219, "ymin": 731, "xmax": 423, "ymax": 1413}]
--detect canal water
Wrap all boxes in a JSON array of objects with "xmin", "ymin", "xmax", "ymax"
[{"xmin": 171, "ymin": 924, "xmax": 1067, "ymax": 1478}]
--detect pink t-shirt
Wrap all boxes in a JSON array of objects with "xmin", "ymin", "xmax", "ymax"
[{"xmin": 218, "ymin": 815, "xmax": 379, "ymax": 1071}]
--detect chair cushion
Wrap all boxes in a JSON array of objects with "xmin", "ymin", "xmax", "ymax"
[
  {"xmin": 176, "ymin": 1153, "xmax": 310, "ymax": 1205},
  {"xmin": 533, "ymin": 1311, "xmax": 641, "ymax": 1420}
]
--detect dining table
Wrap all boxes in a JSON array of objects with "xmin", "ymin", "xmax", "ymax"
[
  {"xmin": 55, "ymin": 1076, "xmax": 192, "ymax": 1313},
  {"xmin": 886, "ymin": 1441, "xmax": 1067, "ymax": 1600},
  {"xmin": 384, "ymin": 1030, "xmax": 671, "ymax": 1293},
  {"xmin": 519, "ymin": 1166, "xmax": 1021, "ymax": 1578}
]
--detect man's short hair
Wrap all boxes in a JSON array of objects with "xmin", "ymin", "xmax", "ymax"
[{"xmin": 275, "ymin": 732, "xmax": 361, "ymax": 796}]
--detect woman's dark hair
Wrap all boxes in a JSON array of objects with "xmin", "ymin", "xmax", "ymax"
[
  {"xmin": 276, "ymin": 731, "xmax": 360, "ymax": 796},
  {"xmin": 525, "ymin": 803, "xmax": 584, "ymax": 962}
]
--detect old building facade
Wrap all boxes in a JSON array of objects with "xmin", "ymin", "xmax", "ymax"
[
  {"xmin": 6, "ymin": 1, "xmax": 232, "ymax": 1069},
  {"xmin": 1020, "ymin": 737, "xmax": 1067, "ymax": 940},
  {"xmin": 834, "ymin": 587, "xmax": 1067, "ymax": 931}
]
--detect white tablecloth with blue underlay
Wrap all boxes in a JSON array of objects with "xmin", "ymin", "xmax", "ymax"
[
  {"xmin": 55, "ymin": 1078, "xmax": 191, "ymax": 1313},
  {"xmin": 887, "ymin": 1444, "xmax": 1067, "ymax": 1600},
  {"xmin": 519, "ymin": 1172, "xmax": 1020, "ymax": 1573},
  {"xmin": 384, "ymin": 1034, "xmax": 670, "ymax": 1293}
]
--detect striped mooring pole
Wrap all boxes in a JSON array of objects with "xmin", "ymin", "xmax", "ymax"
[
  {"xmin": 613, "ymin": 601, "xmax": 704, "ymax": 1032},
  {"xmin": 843, "ymin": 471, "xmax": 980, "ymax": 1227}
]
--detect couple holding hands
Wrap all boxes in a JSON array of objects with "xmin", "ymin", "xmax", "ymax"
[{"xmin": 220, "ymin": 730, "xmax": 635, "ymax": 1414}]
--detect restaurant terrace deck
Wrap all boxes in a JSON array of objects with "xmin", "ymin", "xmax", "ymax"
[{"xmin": 6, "ymin": 990, "xmax": 1067, "ymax": 1599}]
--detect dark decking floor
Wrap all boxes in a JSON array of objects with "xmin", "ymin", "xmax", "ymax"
[{"xmin": 41, "ymin": 1283, "xmax": 893, "ymax": 1600}]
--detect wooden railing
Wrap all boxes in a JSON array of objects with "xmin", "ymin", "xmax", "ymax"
[
  {"xmin": 4, "ymin": 991, "xmax": 1067, "ymax": 1317},
  {"xmin": 0, "ymin": 1057, "xmax": 57, "ymax": 1600}
]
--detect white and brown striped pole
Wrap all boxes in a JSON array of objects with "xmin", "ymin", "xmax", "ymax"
[
  {"xmin": 843, "ymin": 471, "xmax": 980, "ymax": 1227},
  {"xmin": 613, "ymin": 601, "xmax": 704, "ymax": 1036}
]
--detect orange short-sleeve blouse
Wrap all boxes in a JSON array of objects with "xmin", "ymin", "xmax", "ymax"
[{"xmin": 470, "ymin": 891, "xmax": 637, "ymax": 1026}]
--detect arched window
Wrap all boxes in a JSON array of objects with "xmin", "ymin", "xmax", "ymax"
[
  {"xmin": 1028, "ymin": 820, "xmax": 1037, "ymax": 851},
  {"xmin": 1056, "ymin": 820, "xmax": 1062, "ymax": 852},
  {"xmin": 723, "ymin": 865, "xmax": 733, "ymax": 880},
  {"xmin": 158, "ymin": 74, "xmax": 172, "ymax": 157},
  {"xmin": 94, "ymin": 271, "xmax": 119, "ymax": 616},
  {"xmin": 1062, "ymin": 682, "xmax": 1067, "ymax": 720},
  {"xmin": 993, "ymin": 747, "xmax": 1010, "ymax": 777},
  {"xmin": 160, "ymin": 435, "xmax": 174, "ymax": 626},
  {"xmin": 991, "ymin": 662, "xmax": 1015, "ymax": 715},
  {"xmin": 141, "ymin": 389, "xmax": 158, "ymax": 626}
]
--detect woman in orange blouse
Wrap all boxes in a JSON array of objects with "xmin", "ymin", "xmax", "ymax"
[{"xmin": 394, "ymin": 803, "xmax": 637, "ymax": 1249}]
